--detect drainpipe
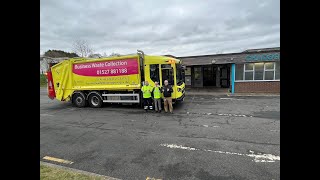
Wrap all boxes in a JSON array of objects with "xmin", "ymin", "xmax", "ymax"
[{"xmin": 231, "ymin": 64, "xmax": 235, "ymax": 94}]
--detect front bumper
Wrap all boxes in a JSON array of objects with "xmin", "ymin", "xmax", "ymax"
[{"xmin": 176, "ymin": 93, "xmax": 185, "ymax": 101}]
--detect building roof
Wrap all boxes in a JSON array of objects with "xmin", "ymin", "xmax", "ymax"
[
  {"xmin": 242, "ymin": 47, "xmax": 280, "ymax": 53},
  {"xmin": 178, "ymin": 47, "xmax": 280, "ymax": 65},
  {"xmin": 177, "ymin": 47, "xmax": 280, "ymax": 59}
]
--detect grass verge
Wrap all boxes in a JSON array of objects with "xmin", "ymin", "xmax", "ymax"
[
  {"xmin": 40, "ymin": 74, "xmax": 47, "ymax": 87},
  {"xmin": 40, "ymin": 164, "xmax": 105, "ymax": 180}
]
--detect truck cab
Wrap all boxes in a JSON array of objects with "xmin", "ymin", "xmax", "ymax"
[{"xmin": 143, "ymin": 55, "xmax": 185, "ymax": 103}]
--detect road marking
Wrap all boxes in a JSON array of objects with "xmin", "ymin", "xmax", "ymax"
[
  {"xmin": 40, "ymin": 114, "xmax": 54, "ymax": 116},
  {"xmin": 218, "ymin": 113, "xmax": 252, "ymax": 117},
  {"xmin": 270, "ymin": 130, "xmax": 279, "ymax": 132},
  {"xmin": 219, "ymin": 98, "xmax": 244, "ymax": 100},
  {"xmin": 146, "ymin": 177, "xmax": 162, "ymax": 180},
  {"xmin": 160, "ymin": 144, "xmax": 280, "ymax": 163},
  {"xmin": 43, "ymin": 156, "xmax": 74, "ymax": 164}
]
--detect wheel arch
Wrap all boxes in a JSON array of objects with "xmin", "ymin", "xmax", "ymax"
[
  {"xmin": 71, "ymin": 91, "xmax": 86, "ymax": 104},
  {"xmin": 86, "ymin": 91, "xmax": 103, "ymax": 100}
]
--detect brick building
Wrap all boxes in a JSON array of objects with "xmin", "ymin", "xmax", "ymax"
[{"xmin": 177, "ymin": 47, "xmax": 280, "ymax": 93}]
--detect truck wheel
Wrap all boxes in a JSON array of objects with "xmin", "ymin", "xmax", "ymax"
[
  {"xmin": 88, "ymin": 92, "xmax": 103, "ymax": 108},
  {"xmin": 72, "ymin": 92, "xmax": 87, "ymax": 108}
]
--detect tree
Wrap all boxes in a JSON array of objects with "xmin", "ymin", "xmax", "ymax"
[
  {"xmin": 109, "ymin": 52, "xmax": 121, "ymax": 57},
  {"xmin": 40, "ymin": 55, "xmax": 50, "ymax": 73},
  {"xmin": 72, "ymin": 40, "xmax": 93, "ymax": 57},
  {"xmin": 88, "ymin": 53, "xmax": 102, "ymax": 58},
  {"xmin": 44, "ymin": 49, "xmax": 78, "ymax": 58},
  {"xmin": 102, "ymin": 52, "xmax": 108, "ymax": 57}
]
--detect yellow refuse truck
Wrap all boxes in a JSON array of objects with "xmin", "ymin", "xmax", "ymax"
[{"xmin": 46, "ymin": 50, "xmax": 185, "ymax": 108}]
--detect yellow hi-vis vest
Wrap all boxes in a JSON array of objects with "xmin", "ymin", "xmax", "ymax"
[
  {"xmin": 141, "ymin": 85, "xmax": 152, "ymax": 98},
  {"xmin": 153, "ymin": 86, "xmax": 161, "ymax": 99}
]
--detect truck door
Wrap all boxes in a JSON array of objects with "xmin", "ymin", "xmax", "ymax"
[
  {"xmin": 149, "ymin": 64, "xmax": 160, "ymax": 84},
  {"xmin": 161, "ymin": 64, "xmax": 174, "ymax": 86}
]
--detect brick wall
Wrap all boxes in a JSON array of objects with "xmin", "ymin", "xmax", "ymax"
[{"xmin": 234, "ymin": 81, "xmax": 280, "ymax": 93}]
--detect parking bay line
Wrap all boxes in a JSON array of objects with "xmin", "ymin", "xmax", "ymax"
[
  {"xmin": 160, "ymin": 144, "xmax": 280, "ymax": 163},
  {"xmin": 43, "ymin": 156, "xmax": 74, "ymax": 164}
]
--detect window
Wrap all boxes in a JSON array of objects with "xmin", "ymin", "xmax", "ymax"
[
  {"xmin": 235, "ymin": 62, "xmax": 280, "ymax": 81},
  {"xmin": 245, "ymin": 63, "xmax": 254, "ymax": 70},
  {"xmin": 245, "ymin": 72, "xmax": 254, "ymax": 80},
  {"xmin": 244, "ymin": 63, "xmax": 254, "ymax": 80},
  {"xmin": 161, "ymin": 64, "xmax": 174, "ymax": 85},
  {"xmin": 265, "ymin": 62, "xmax": 274, "ymax": 69},
  {"xmin": 264, "ymin": 62, "xmax": 275, "ymax": 80},
  {"xmin": 235, "ymin": 64, "xmax": 244, "ymax": 80},
  {"xmin": 185, "ymin": 67, "xmax": 191, "ymax": 75},
  {"xmin": 176, "ymin": 64, "xmax": 184, "ymax": 86},
  {"xmin": 275, "ymin": 62, "xmax": 280, "ymax": 80},
  {"xmin": 254, "ymin": 63, "xmax": 264, "ymax": 80},
  {"xmin": 150, "ymin": 64, "xmax": 159, "ymax": 83}
]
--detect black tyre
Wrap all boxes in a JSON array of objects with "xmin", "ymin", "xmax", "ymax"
[
  {"xmin": 88, "ymin": 92, "xmax": 103, "ymax": 108},
  {"xmin": 72, "ymin": 92, "xmax": 87, "ymax": 108}
]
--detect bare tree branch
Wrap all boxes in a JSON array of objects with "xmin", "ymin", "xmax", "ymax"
[
  {"xmin": 88, "ymin": 53, "xmax": 102, "ymax": 58},
  {"xmin": 109, "ymin": 52, "xmax": 121, "ymax": 57},
  {"xmin": 72, "ymin": 40, "xmax": 93, "ymax": 57}
]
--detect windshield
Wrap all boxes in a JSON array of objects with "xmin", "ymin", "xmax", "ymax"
[
  {"xmin": 161, "ymin": 64, "xmax": 174, "ymax": 85},
  {"xmin": 176, "ymin": 64, "xmax": 185, "ymax": 86}
]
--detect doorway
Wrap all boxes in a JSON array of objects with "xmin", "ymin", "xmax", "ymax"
[
  {"xmin": 193, "ymin": 66, "xmax": 203, "ymax": 87},
  {"xmin": 203, "ymin": 65, "xmax": 216, "ymax": 86},
  {"xmin": 220, "ymin": 65, "xmax": 230, "ymax": 88},
  {"xmin": 161, "ymin": 64, "xmax": 174, "ymax": 85}
]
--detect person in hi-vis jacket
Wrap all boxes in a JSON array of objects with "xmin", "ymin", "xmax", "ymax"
[
  {"xmin": 152, "ymin": 81, "xmax": 162, "ymax": 113},
  {"xmin": 141, "ymin": 81, "xmax": 153, "ymax": 111}
]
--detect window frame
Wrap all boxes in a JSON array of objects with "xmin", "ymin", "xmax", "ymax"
[
  {"xmin": 264, "ymin": 62, "xmax": 275, "ymax": 80},
  {"xmin": 253, "ymin": 62, "xmax": 264, "ymax": 81},
  {"xmin": 275, "ymin": 61, "xmax": 280, "ymax": 80},
  {"xmin": 149, "ymin": 64, "xmax": 160, "ymax": 83},
  {"xmin": 244, "ymin": 63, "xmax": 254, "ymax": 80},
  {"xmin": 235, "ymin": 64, "xmax": 244, "ymax": 81},
  {"xmin": 235, "ymin": 61, "xmax": 280, "ymax": 82}
]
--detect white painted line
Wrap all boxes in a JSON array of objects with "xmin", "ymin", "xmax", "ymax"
[
  {"xmin": 270, "ymin": 130, "xmax": 280, "ymax": 132},
  {"xmin": 218, "ymin": 113, "xmax": 247, "ymax": 117},
  {"xmin": 146, "ymin": 177, "xmax": 162, "ymax": 180},
  {"xmin": 220, "ymin": 98, "xmax": 244, "ymax": 100},
  {"xmin": 40, "ymin": 114, "xmax": 54, "ymax": 116},
  {"xmin": 203, "ymin": 125, "xmax": 209, "ymax": 127},
  {"xmin": 160, "ymin": 144, "xmax": 198, "ymax": 151},
  {"xmin": 160, "ymin": 144, "xmax": 280, "ymax": 163}
]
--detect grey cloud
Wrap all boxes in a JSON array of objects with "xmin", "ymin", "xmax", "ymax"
[{"xmin": 40, "ymin": 0, "xmax": 279, "ymax": 56}]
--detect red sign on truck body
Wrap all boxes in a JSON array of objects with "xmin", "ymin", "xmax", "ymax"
[{"xmin": 72, "ymin": 58, "xmax": 139, "ymax": 77}]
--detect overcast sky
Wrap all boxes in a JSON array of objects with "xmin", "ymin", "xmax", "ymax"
[{"xmin": 40, "ymin": 0, "xmax": 279, "ymax": 57}]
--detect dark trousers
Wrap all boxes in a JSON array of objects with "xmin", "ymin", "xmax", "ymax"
[{"xmin": 143, "ymin": 98, "xmax": 152, "ymax": 109}]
